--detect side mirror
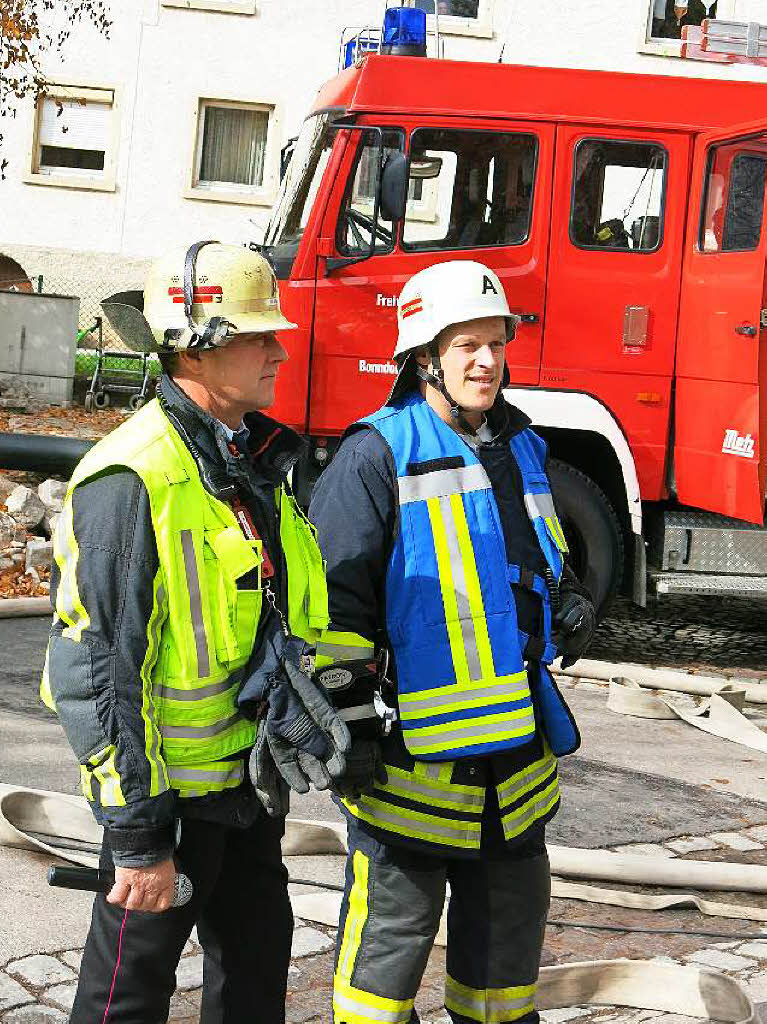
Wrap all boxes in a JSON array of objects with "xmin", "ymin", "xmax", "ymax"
[{"xmin": 380, "ymin": 151, "xmax": 408, "ymax": 223}]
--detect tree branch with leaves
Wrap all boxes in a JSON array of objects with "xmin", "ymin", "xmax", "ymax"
[{"xmin": 0, "ymin": 0, "xmax": 111, "ymax": 177}]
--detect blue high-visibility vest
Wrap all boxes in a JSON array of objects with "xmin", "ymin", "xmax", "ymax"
[{"xmin": 363, "ymin": 393, "xmax": 577, "ymax": 761}]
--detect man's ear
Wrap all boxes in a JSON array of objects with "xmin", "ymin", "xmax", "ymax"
[{"xmin": 414, "ymin": 345, "xmax": 430, "ymax": 368}]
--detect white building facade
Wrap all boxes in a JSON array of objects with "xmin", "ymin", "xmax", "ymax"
[{"xmin": 1, "ymin": 0, "xmax": 765, "ymax": 328}]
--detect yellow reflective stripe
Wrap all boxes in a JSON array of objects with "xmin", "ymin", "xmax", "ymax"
[
  {"xmin": 449, "ymin": 492, "xmax": 495, "ymax": 679},
  {"xmin": 379, "ymin": 765, "xmax": 484, "ymax": 813},
  {"xmin": 333, "ymin": 978, "xmax": 413, "ymax": 1024},
  {"xmin": 344, "ymin": 795, "xmax": 482, "ymax": 848},
  {"xmin": 170, "ymin": 759, "xmax": 245, "ymax": 795},
  {"xmin": 39, "ymin": 645, "xmax": 56, "ymax": 711},
  {"xmin": 79, "ymin": 764, "xmax": 94, "ymax": 802},
  {"xmin": 545, "ymin": 514, "xmax": 568, "ymax": 554},
  {"xmin": 427, "ymin": 496, "xmax": 471, "ymax": 684},
  {"xmin": 142, "ymin": 573, "xmax": 170, "ymax": 797},
  {"xmin": 501, "ymin": 777, "xmax": 560, "ymax": 842},
  {"xmin": 399, "ymin": 684, "xmax": 530, "ymax": 721},
  {"xmin": 413, "ymin": 760, "xmax": 455, "ymax": 785},
  {"xmin": 405, "ymin": 708, "xmax": 535, "ymax": 742},
  {"xmin": 399, "ymin": 672, "xmax": 526, "ymax": 705},
  {"xmin": 54, "ymin": 502, "xmax": 90, "ymax": 640},
  {"xmin": 89, "ymin": 746, "xmax": 126, "ymax": 808},
  {"xmin": 337, "ymin": 850, "xmax": 369, "ymax": 982},
  {"xmin": 316, "ymin": 630, "xmax": 375, "ymax": 668},
  {"xmin": 445, "ymin": 974, "xmax": 536, "ymax": 1023},
  {"xmin": 497, "ymin": 751, "xmax": 557, "ymax": 809}
]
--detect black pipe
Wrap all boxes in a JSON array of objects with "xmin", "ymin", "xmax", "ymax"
[{"xmin": 0, "ymin": 432, "xmax": 94, "ymax": 474}]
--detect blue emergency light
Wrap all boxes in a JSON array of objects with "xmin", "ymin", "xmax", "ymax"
[{"xmin": 381, "ymin": 7, "xmax": 427, "ymax": 56}]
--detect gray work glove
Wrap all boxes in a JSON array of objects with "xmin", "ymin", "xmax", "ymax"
[
  {"xmin": 332, "ymin": 739, "xmax": 387, "ymax": 801},
  {"xmin": 265, "ymin": 648, "xmax": 351, "ymax": 793},
  {"xmin": 250, "ymin": 722, "xmax": 290, "ymax": 817},
  {"xmin": 553, "ymin": 590, "xmax": 596, "ymax": 670}
]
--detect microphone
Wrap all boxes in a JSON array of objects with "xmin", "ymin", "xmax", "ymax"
[{"xmin": 47, "ymin": 865, "xmax": 193, "ymax": 908}]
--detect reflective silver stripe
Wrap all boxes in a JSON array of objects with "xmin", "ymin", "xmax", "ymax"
[
  {"xmin": 399, "ymin": 681, "xmax": 528, "ymax": 718},
  {"xmin": 158, "ymin": 678, "xmax": 234, "ymax": 702},
  {"xmin": 501, "ymin": 781, "xmax": 560, "ymax": 837},
  {"xmin": 524, "ymin": 490, "xmax": 557, "ymax": 522},
  {"xmin": 399, "ymin": 462, "xmax": 490, "ymax": 505},
  {"xmin": 445, "ymin": 978, "xmax": 535, "ymax": 1020},
  {"xmin": 405, "ymin": 711, "xmax": 536, "ymax": 753},
  {"xmin": 181, "ymin": 529, "xmax": 210, "ymax": 678},
  {"xmin": 170, "ymin": 763, "xmax": 244, "ymax": 784},
  {"xmin": 355, "ymin": 797, "xmax": 480, "ymax": 843},
  {"xmin": 419, "ymin": 763, "xmax": 442, "ymax": 780},
  {"xmin": 497, "ymin": 755, "xmax": 557, "ymax": 807},
  {"xmin": 438, "ymin": 496, "xmax": 482, "ymax": 682},
  {"xmin": 163, "ymin": 712, "xmax": 241, "ymax": 740},
  {"xmin": 382, "ymin": 774, "xmax": 483, "ymax": 809},
  {"xmin": 316, "ymin": 642, "xmax": 372, "ymax": 662},
  {"xmin": 338, "ymin": 704, "xmax": 378, "ymax": 722},
  {"xmin": 333, "ymin": 991, "xmax": 409, "ymax": 1024},
  {"xmin": 146, "ymin": 582, "xmax": 167, "ymax": 788}
]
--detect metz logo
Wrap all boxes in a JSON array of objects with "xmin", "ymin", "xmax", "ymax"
[{"xmin": 722, "ymin": 429, "xmax": 756, "ymax": 459}]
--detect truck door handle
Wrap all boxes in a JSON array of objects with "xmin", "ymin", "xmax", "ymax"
[
  {"xmin": 518, "ymin": 313, "xmax": 540, "ymax": 324},
  {"xmin": 735, "ymin": 322, "xmax": 757, "ymax": 336}
]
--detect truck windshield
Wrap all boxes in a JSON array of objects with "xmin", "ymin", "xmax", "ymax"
[{"xmin": 264, "ymin": 113, "xmax": 337, "ymax": 278}]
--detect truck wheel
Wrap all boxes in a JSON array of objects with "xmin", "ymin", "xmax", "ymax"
[{"xmin": 547, "ymin": 459, "xmax": 623, "ymax": 616}]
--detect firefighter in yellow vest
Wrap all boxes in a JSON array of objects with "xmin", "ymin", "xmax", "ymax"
[
  {"xmin": 42, "ymin": 242, "xmax": 350, "ymax": 1024},
  {"xmin": 309, "ymin": 261, "xmax": 596, "ymax": 1024}
]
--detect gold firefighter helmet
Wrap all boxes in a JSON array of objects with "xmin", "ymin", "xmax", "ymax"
[{"xmin": 101, "ymin": 241, "xmax": 296, "ymax": 353}]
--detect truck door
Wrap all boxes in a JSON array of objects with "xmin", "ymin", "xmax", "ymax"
[
  {"xmin": 310, "ymin": 119, "xmax": 555, "ymax": 436},
  {"xmin": 675, "ymin": 120, "xmax": 767, "ymax": 524}
]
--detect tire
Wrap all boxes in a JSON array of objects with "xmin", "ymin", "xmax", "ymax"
[
  {"xmin": 93, "ymin": 391, "xmax": 110, "ymax": 409},
  {"xmin": 547, "ymin": 459, "xmax": 623, "ymax": 616},
  {"xmin": 84, "ymin": 393, "xmax": 94, "ymax": 413},
  {"xmin": 129, "ymin": 395, "xmax": 145, "ymax": 411}
]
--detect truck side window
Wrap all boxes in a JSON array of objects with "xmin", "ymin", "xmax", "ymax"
[
  {"xmin": 402, "ymin": 129, "xmax": 537, "ymax": 252},
  {"xmin": 570, "ymin": 139, "xmax": 667, "ymax": 252},
  {"xmin": 700, "ymin": 146, "xmax": 767, "ymax": 253},
  {"xmin": 337, "ymin": 129, "xmax": 404, "ymax": 257}
]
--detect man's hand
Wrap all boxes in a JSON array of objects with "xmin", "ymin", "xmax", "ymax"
[
  {"xmin": 107, "ymin": 857, "xmax": 177, "ymax": 913},
  {"xmin": 553, "ymin": 591, "xmax": 596, "ymax": 670}
]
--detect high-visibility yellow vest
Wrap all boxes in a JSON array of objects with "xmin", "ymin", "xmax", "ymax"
[{"xmin": 43, "ymin": 398, "xmax": 328, "ymax": 799}]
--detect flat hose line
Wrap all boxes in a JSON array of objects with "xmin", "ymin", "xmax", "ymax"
[{"xmin": 1, "ymin": 792, "xmax": 763, "ymax": 1019}]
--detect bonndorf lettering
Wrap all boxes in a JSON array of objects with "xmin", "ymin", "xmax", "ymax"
[{"xmin": 359, "ymin": 359, "xmax": 398, "ymax": 375}]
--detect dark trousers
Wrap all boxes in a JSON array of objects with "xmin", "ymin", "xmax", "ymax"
[
  {"xmin": 334, "ymin": 806, "xmax": 550, "ymax": 1024},
  {"xmin": 70, "ymin": 812, "xmax": 292, "ymax": 1024}
]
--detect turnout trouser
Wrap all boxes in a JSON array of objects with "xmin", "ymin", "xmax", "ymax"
[
  {"xmin": 70, "ymin": 812, "xmax": 292, "ymax": 1024},
  {"xmin": 334, "ymin": 806, "xmax": 550, "ymax": 1024}
]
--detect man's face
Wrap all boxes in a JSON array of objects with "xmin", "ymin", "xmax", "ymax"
[
  {"xmin": 420, "ymin": 316, "xmax": 507, "ymax": 421},
  {"xmin": 183, "ymin": 331, "xmax": 288, "ymax": 413}
]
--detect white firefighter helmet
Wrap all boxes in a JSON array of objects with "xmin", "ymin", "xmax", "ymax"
[
  {"xmin": 101, "ymin": 241, "xmax": 296, "ymax": 353},
  {"xmin": 393, "ymin": 260, "xmax": 516, "ymax": 359}
]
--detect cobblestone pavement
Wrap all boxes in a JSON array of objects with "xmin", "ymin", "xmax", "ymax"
[{"xmin": 1, "ymin": 820, "xmax": 766, "ymax": 1023}]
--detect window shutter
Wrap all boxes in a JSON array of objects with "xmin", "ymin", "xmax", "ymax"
[{"xmin": 39, "ymin": 97, "xmax": 111, "ymax": 152}]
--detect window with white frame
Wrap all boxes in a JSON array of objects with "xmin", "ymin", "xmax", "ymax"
[
  {"xmin": 190, "ymin": 99, "xmax": 276, "ymax": 202},
  {"xmin": 411, "ymin": 0, "xmax": 493, "ymax": 37},
  {"xmin": 648, "ymin": 0, "xmax": 718, "ymax": 40},
  {"xmin": 162, "ymin": 0, "xmax": 256, "ymax": 14},
  {"xmin": 29, "ymin": 86, "xmax": 116, "ymax": 189}
]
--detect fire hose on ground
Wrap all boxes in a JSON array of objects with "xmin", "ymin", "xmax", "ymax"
[{"xmin": 0, "ymin": 784, "xmax": 763, "ymax": 1021}]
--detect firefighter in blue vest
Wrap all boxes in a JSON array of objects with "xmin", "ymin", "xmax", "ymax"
[{"xmin": 308, "ymin": 260, "xmax": 596, "ymax": 1024}]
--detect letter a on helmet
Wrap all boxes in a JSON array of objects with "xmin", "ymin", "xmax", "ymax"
[{"xmin": 101, "ymin": 242, "xmax": 296, "ymax": 353}]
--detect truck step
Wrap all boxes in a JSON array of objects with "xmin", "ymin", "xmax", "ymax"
[
  {"xmin": 648, "ymin": 508, "xmax": 767, "ymax": 575},
  {"xmin": 650, "ymin": 571, "xmax": 767, "ymax": 598}
]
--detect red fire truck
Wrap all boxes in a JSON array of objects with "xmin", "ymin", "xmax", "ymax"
[{"xmin": 260, "ymin": 48, "xmax": 767, "ymax": 613}]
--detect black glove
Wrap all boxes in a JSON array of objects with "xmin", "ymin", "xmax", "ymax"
[
  {"xmin": 332, "ymin": 739, "xmax": 387, "ymax": 800},
  {"xmin": 552, "ymin": 590, "xmax": 596, "ymax": 670}
]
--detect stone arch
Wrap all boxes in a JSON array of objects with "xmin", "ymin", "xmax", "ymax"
[{"xmin": 0, "ymin": 254, "xmax": 33, "ymax": 292}]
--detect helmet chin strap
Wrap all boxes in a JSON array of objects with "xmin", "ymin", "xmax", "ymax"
[{"xmin": 416, "ymin": 343, "xmax": 480, "ymax": 437}]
